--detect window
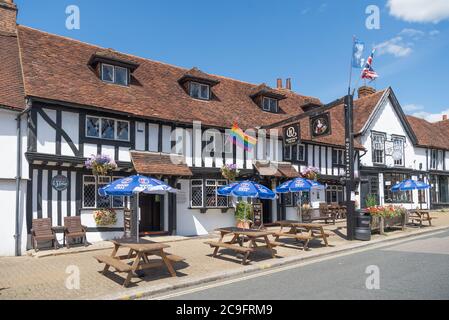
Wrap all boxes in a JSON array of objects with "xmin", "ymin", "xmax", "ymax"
[
  {"xmin": 85, "ymin": 116, "xmax": 129, "ymax": 141},
  {"xmin": 392, "ymin": 137, "xmax": 405, "ymax": 166},
  {"xmin": 332, "ymin": 149, "xmax": 345, "ymax": 166},
  {"xmin": 283, "ymin": 192, "xmax": 310, "ymax": 207},
  {"xmin": 418, "ymin": 189, "xmax": 426, "ymax": 204},
  {"xmin": 82, "ymin": 176, "xmax": 124, "ymax": 209},
  {"xmin": 431, "ymin": 150, "xmax": 438, "ymax": 169},
  {"xmin": 384, "ymin": 173, "xmax": 412, "ymax": 203},
  {"xmin": 284, "ymin": 144, "xmax": 305, "ymax": 162},
  {"xmin": 326, "ymin": 185, "xmax": 344, "ymax": 204},
  {"xmin": 262, "ymin": 97, "xmax": 278, "ymax": 112},
  {"xmin": 372, "ymin": 132, "xmax": 386, "ymax": 164},
  {"xmin": 101, "ymin": 63, "xmax": 129, "ymax": 86},
  {"xmin": 190, "ymin": 179, "xmax": 228, "ymax": 208},
  {"xmin": 189, "ymin": 82, "xmax": 210, "ymax": 100},
  {"xmin": 224, "ymin": 133, "xmax": 233, "ymax": 154}
]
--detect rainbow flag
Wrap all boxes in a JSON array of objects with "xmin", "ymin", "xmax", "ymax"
[{"xmin": 229, "ymin": 122, "xmax": 257, "ymax": 151}]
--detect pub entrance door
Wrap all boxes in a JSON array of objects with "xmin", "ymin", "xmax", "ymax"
[{"xmin": 139, "ymin": 194, "xmax": 162, "ymax": 232}]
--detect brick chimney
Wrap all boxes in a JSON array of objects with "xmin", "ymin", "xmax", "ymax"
[
  {"xmin": 443, "ymin": 115, "xmax": 448, "ymax": 121},
  {"xmin": 358, "ymin": 85, "xmax": 376, "ymax": 98},
  {"xmin": 285, "ymin": 78, "xmax": 292, "ymax": 90},
  {"xmin": 0, "ymin": 0, "xmax": 17, "ymax": 34},
  {"xmin": 276, "ymin": 78, "xmax": 283, "ymax": 89}
]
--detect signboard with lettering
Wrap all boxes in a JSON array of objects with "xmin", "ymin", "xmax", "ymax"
[
  {"xmin": 124, "ymin": 209, "xmax": 132, "ymax": 238},
  {"xmin": 252, "ymin": 203, "xmax": 263, "ymax": 229},
  {"xmin": 51, "ymin": 175, "xmax": 69, "ymax": 192},
  {"xmin": 283, "ymin": 124, "xmax": 300, "ymax": 146},
  {"xmin": 310, "ymin": 112, "xmax": 332, "ymax": 138}
]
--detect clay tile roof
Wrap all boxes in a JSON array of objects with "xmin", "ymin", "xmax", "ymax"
[
  {"xmin": 254, "ymin": 161, "xmax": 300, "ymax": 178},
  {"xmin": 178, "ymin": 67, "xmax": 220, "ymax": 86},
  {"xmin": 250, "ymin": 83, "xmax": 286, "ymax": 100},
  {"xmin": 131, "ymin": 151, "xmax": 193, "ymax": 177},
  {"xmin": 88, "ymin": 49, "xmax": 140, "ymax": 71},
  {"xmin": 0, "ymin": 32, "xmax": 25, "ymax": 110},
  {"xmin": 16, "ymin": 26, "xmax": 321, "ymax": 130},
  {"xmin": 353, "ymin": 90, "xmax": 386, "ymax": 133},
  {"xmin": 406, "ymin": 116, "xmax": 449, "ymax": 150}
]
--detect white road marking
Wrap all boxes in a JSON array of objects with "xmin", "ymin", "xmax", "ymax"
[{"xmin": 151, "ymin": 230, "xmax": 447, "ymax": 300}]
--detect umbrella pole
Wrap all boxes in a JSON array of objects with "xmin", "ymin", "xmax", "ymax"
[
  {"xmin": 299, "ymin": 192, "xmax": 303, "ymax": 223},
  {"xmin": 136, "ymin": 192, "xmax": 140, "ymax": 243}
]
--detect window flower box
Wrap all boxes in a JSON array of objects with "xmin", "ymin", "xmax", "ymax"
[
  {"xmin": 367, "ymin": 205, "xmax": 407, "ymax": 235},
  {"xmin": 93, "ymin": 208, "xmax": 117, "ymax": 226}
]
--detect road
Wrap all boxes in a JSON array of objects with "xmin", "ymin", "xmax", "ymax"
[{"xmin": 153, "ymin": 230, "xmax": 449, "ymax": 300}]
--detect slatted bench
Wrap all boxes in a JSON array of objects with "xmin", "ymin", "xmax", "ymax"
[
  {"xmin": 409, "ymin": 211, "xmax": 435, "ymax": 228},
  {"xmin": 205, "ymin": 241, "xmax": 255, "ymax": 264},
  {"xmin": 95, "ymin": 255, "xmax": 133, "ymax": 273},
  {"xmin": 274, "ymin": 232, "xmax": 314, "ymax": 250}
]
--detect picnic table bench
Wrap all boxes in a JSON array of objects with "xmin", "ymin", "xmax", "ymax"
[
  {"xmin": 95, "ymin": 238, "xmax": 184, "ymax": 287},
  {"xmin": 408, "ymin": 210, "xmax": 435, "ymax": 228},
  {"xmin": 275, "ymin": 220, "xmax": 330, "ymax": 250},
  {"xmin": 205, "ymin": 227, "xmax": 279, "ymax": 264}
]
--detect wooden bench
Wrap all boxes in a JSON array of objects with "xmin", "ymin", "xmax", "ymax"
[
  {"xmin": 204, "ymin": 241, "xmax": 254, "ymax": 264},
  {"xmin": 274, "ymin": 232, "xmax": 314, "ymax": 250},
  {"xmin": 409, "ymin": 211, "xmax": 435, "ymax": 227},
  {"xmin": 95, "ymin": 255, "xmax": 132, "ymax": 273}
]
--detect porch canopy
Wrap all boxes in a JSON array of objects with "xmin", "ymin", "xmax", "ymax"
[
  {"xmin": 130, "ymin": 151, "xmax": 193, "ymax": 177},
  {"xmin": 254, "ymin": 161, "xmax": 300, "ymax": 179}
]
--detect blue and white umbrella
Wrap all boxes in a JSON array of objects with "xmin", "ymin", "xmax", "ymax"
[
  {"xmin": 275, "ymin": 177, "xmax": 325, "ymax": 222},
  {"xmin": 391, "ymin": 179, "xmax": 431, "ymax": 210},
  {"xmin": 217, "ymin": 180, "xmax": 276, "ymax": 200},
  {"xmin": 98, "ymin": 175, "xmax": 177, "ymax": 242}
]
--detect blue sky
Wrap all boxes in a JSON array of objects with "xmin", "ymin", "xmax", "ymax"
[{"xmin": 15, "ymin": 0, "xmax": 449, "ymax": 122}]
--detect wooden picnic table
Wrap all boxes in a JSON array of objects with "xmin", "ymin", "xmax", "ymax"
[
  {"xmin": 275, "ymin": 220, "xmax": 330, "ymax": 250},
  {"xmin": 204, "ymin": 227, "xmax": 281, "ymax": 265},
  {"xmin": 408, "ymin": 210, "xmax": 435, "ymax": 228},
  {"xmin": 94, "ymin": 238, "xmax": 184, "ymax": 287}
]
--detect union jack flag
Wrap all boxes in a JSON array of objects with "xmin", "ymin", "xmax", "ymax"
[{"xmin": 361, "ymin": 50, "xmax": 379, "ymax": 81}]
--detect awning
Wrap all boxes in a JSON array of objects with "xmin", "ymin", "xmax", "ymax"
[
  {"xmin": 130, "ymin": 151, "xmax": 193, "ymax": 177},
  {"xmin": 254, "ymin": 161, "xmax": 300, "ymax": 178}
]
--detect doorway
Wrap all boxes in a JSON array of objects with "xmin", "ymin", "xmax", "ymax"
[
  {"xmin": 360, "ymin": 174, "xmax": 379, "ymax": 208},
  {"xmin": 139, "ymin": 194, "xmax": 162, "ymax": 232}
]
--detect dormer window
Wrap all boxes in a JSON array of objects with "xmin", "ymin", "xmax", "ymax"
[
  {"xmin": 262, "ymin": 97, "xmax": 278, "ymax": 112},
  {"xmin": 101, "ymin": 63, "xmax": 129, "ymax": 86},
  {"xmin": 189, "ymin": 82, "xmax": 210, "ymax": 100}
]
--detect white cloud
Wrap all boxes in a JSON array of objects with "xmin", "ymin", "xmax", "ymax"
[
  {"xmin": 403, "ymin": 104, "xmax": 424, "ymax": 112},
  {"xmin": 429, "ymin": 30, "xmax": 440, "ymax": 36},
  {"xmin": 412, "ymin": 109, "xmax": 449, "ymax": 122},
  {"xmin": 387, "ymin": 0, "xmax": 449, "ymax": 23},
  {"xmin": 399, "ymin": 28, "xmax": 425, "ymax": 39},
  {"xmin": 375, "ymin": 36, "xmax": 413, "ymax": 57}
]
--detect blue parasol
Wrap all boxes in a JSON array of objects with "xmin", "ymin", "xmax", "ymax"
[
  {"xmin": 217, "ymin": 180, "xmax": 276, "ymax": 199},
  {"xmin": 391, "ymin": 179, "xmax": 431, "ymax": 210}
]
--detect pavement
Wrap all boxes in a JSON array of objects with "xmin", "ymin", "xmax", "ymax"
[
  {"xmin": 0, "ymin": 211, "xmax": 448, "ymax": 300},
  {"xmin": 158, "ymin": 229, "xmax": 449, "ymax": 300}
]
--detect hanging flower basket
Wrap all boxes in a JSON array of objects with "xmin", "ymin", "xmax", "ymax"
[
  {"xmin": 93, "ymin": 209, "xmax": 117, "ymax": 226},
  {"xmin": 301, "ymin": 166, "xmax": 320, "ymax": 181},
  {"xmin": 85, "ymin": 154, "xmax": 117, "ymax": 176},
  {"xmin": 221, "ymin": 164, "xmax": 240, "ymax": 182}
]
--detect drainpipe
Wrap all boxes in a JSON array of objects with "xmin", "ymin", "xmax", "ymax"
[{"xmin": 14, "ymin": 104, "xmax": 31, "ymax": 256}]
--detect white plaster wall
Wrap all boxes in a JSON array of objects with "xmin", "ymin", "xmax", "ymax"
[
  {"xmin": 148, "ymin": 123, "xmax": 159, "ymax": 152},
  {"xmin": 135, "ymin": 121, "xmax": 145, "ymax": 151},
  {"xmin": 83, "ymin": 143, "xmax": 97, "ymax": 158},
  {"xmin": 37, "ymin": 109, "xmax": 56, "ymax": 155},
  {"xmin": 0, "ymin": 180, "xmax": 27, "ymax": 256},
  {"xmin": 176, "ymin": 179, "xmax": 235, "ymax": 236},
  {"xmin": 101, "ymin": 145, "xmax": 115, "ymax": 160},
  {"xmin": 162, "ymin": 125, "xmax": 171, "ymax": 153},
  {"xmin": 118, "ymin": 147, "xmax": 131, "ymax": 162},
  {"xmin": 61, "ymin": 111, "xmax": 79, "ymax": 157}
]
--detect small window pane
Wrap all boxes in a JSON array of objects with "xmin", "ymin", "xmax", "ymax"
[
  {"xmin": 298, "ymin": 145, "xmax": 305, "ymax": 161},
  {"xmin": 115, "ymin": 66, "xmax": 128, "ymax": 86},
  {"xmin": 291, "ymin": 145, "xmax": 298, "ymax": 161},
  {"xmin": 263, "ymin": 98, "xmax": 270, "ymax": 111},
  {"xmin": 190, "ymin": 83, "xmax": 200, "ymax": 98},
  {"xmin": 116, "ymin": 121, "xmax": 129, "ymax": 141},
  {"xmin": 101, "ymin": 119, "xmax": 115, "ymax": 139},
  {"xmin": 284, "ymin": 146, "xmax": 291, "ymax": 160},
  {"xmin": 270, "ymin": 99, "xmax": 277, "ymax": 111},
  {"xmin": 102, "ymin": 64, "xmax": 114, "ymax": 82},
  {"xmin": 83, "ymin": 184, "xmax": 96, "ymax": 208},
  {"xmin": 200, "ymin": 84, "xmax": 210, "ymax": 99},
  {"xmin": 86, "ymin": 117, "xmax": 100, "ymax": 138}
]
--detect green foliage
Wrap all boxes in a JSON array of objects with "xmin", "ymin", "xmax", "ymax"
[
  {"xmin": 365, "ymin": 194, "xmax": 377, "ymax": 208},
  {"xmin": 235, "ymin": 201, "xmax": 253, "ymax": 221}
]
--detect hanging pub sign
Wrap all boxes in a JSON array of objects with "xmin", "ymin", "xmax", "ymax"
[
  {"xmin": 51, "ymin": 175, "xmax": 69, "ymax": 192},
  {"xmin": 283, "ymin": 123, "xmax": 300, "ymax": 146},
  {"xmin": 310, "ymin": 112, "xmax": 332, "ymax": 138}
]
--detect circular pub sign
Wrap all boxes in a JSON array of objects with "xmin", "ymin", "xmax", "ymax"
[{"xmin": 51, "ymin": 175, "xmax": 69, "ymax": 192}]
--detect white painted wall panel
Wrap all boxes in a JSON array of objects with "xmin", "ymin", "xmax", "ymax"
[
  {"xmin": 83, "ymin": 143, "xmax": 97, "ymax": 158},
  {"xmin": 185, "ymin": 128, "xmax": 193, "ymax": 167},
  {"xmin": 102, "ymin": 145, "xmax": 115, "ymax": 160},
  {"xmin": 37, "ymin": 109, "xmax": 56, "ymax": 155},
  {"xmin": 148, "ymin": 123, "xmax": 159, "ymax": 152},
  {"xmin": 61, "ymin": 111, "xmax": 79, "ymax": 157},
  {"xmin": 135, "ymin": 121, "xmax": 146, "ymax": 151},
  {"xmin": 162, "ymin": 125, "xmax": 172, "ymax": 153},
  {"xmin": 118, "ymin": 147, "xmax": 131, "ymax": 162}
]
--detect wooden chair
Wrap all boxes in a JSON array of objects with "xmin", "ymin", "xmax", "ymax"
[
  {"xmin": 64, "ymin": 216, "xmax": 88, "ymax": 248},
  {"xmin": 31, "ymin": 218, "xmax": 58, "ymax": 251}
]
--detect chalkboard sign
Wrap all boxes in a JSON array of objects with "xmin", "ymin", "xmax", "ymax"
[
  {"xmin": 124, "ymin": 209, "xmax": 132, "ymax": 238},
  {"xmin": 252, "ymin": 203, "xmax": 263, "ymax": 229}
]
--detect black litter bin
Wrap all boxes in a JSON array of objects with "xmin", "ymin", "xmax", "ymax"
[{"xmin": 355, "ymin": 213, "xmax": 371, "ymax": 241}]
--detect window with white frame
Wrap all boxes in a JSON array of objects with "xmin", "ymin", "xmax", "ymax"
[
  {"xmin": 101, "ymin": 63, "xmax": 129, "ymax": 86},
  {"xmin": 189, "ymin": 82, "xmax": 210, "ymax": 100},
  {"xmin": 262, "ymin": 97, "xmax": 278, "ymax": 112},
  {"xmin": 284, "ymin": 144, "xmax": 305, "ymax": 162},
  {"xmin": 82, "ymin": 176, "xmax": 125, "ymax": 209},
  {"xmin": 392, "ymin": 136, "xmax": 405, "ymax": 166},
  {"xmin": 372, "ymin": 132, "xmax": 386, "ymax": 164},
  {"xmin": 326, "ymin": 185, "xmax": 344, "ymax": 203},
  {"xmin": 332, "ymin": 149, "xmax": 345, "ymax": 165},
  {"xmin": 190, "ymin": 179, "xmax": 228, "ymax": 208},
  {"xmin": 86, "ymin": 116, "xmax": 129, "ymax": 141}
]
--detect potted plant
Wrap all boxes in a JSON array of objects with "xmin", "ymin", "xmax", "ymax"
[
  {"xmin": 85, "ymin": 154, "xmax": 118, "ymax": 176},
  {"xmin": 235, "ymin": 201, "xmax": 253, "ymax": 229},
  {"xmin": 301, "ymin": 166, "xmax": 320, "ymax": 181},
  {"xmin": 93, "ymin": 208, "xmax": 117, "ymax": 226},
  {"xmin": 221, "ymin": 163, "xmax": 239, "ymax": 182},
  {"xmin": 366, "ymin": 205, "xmax": 407, "ymax": 235}
]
